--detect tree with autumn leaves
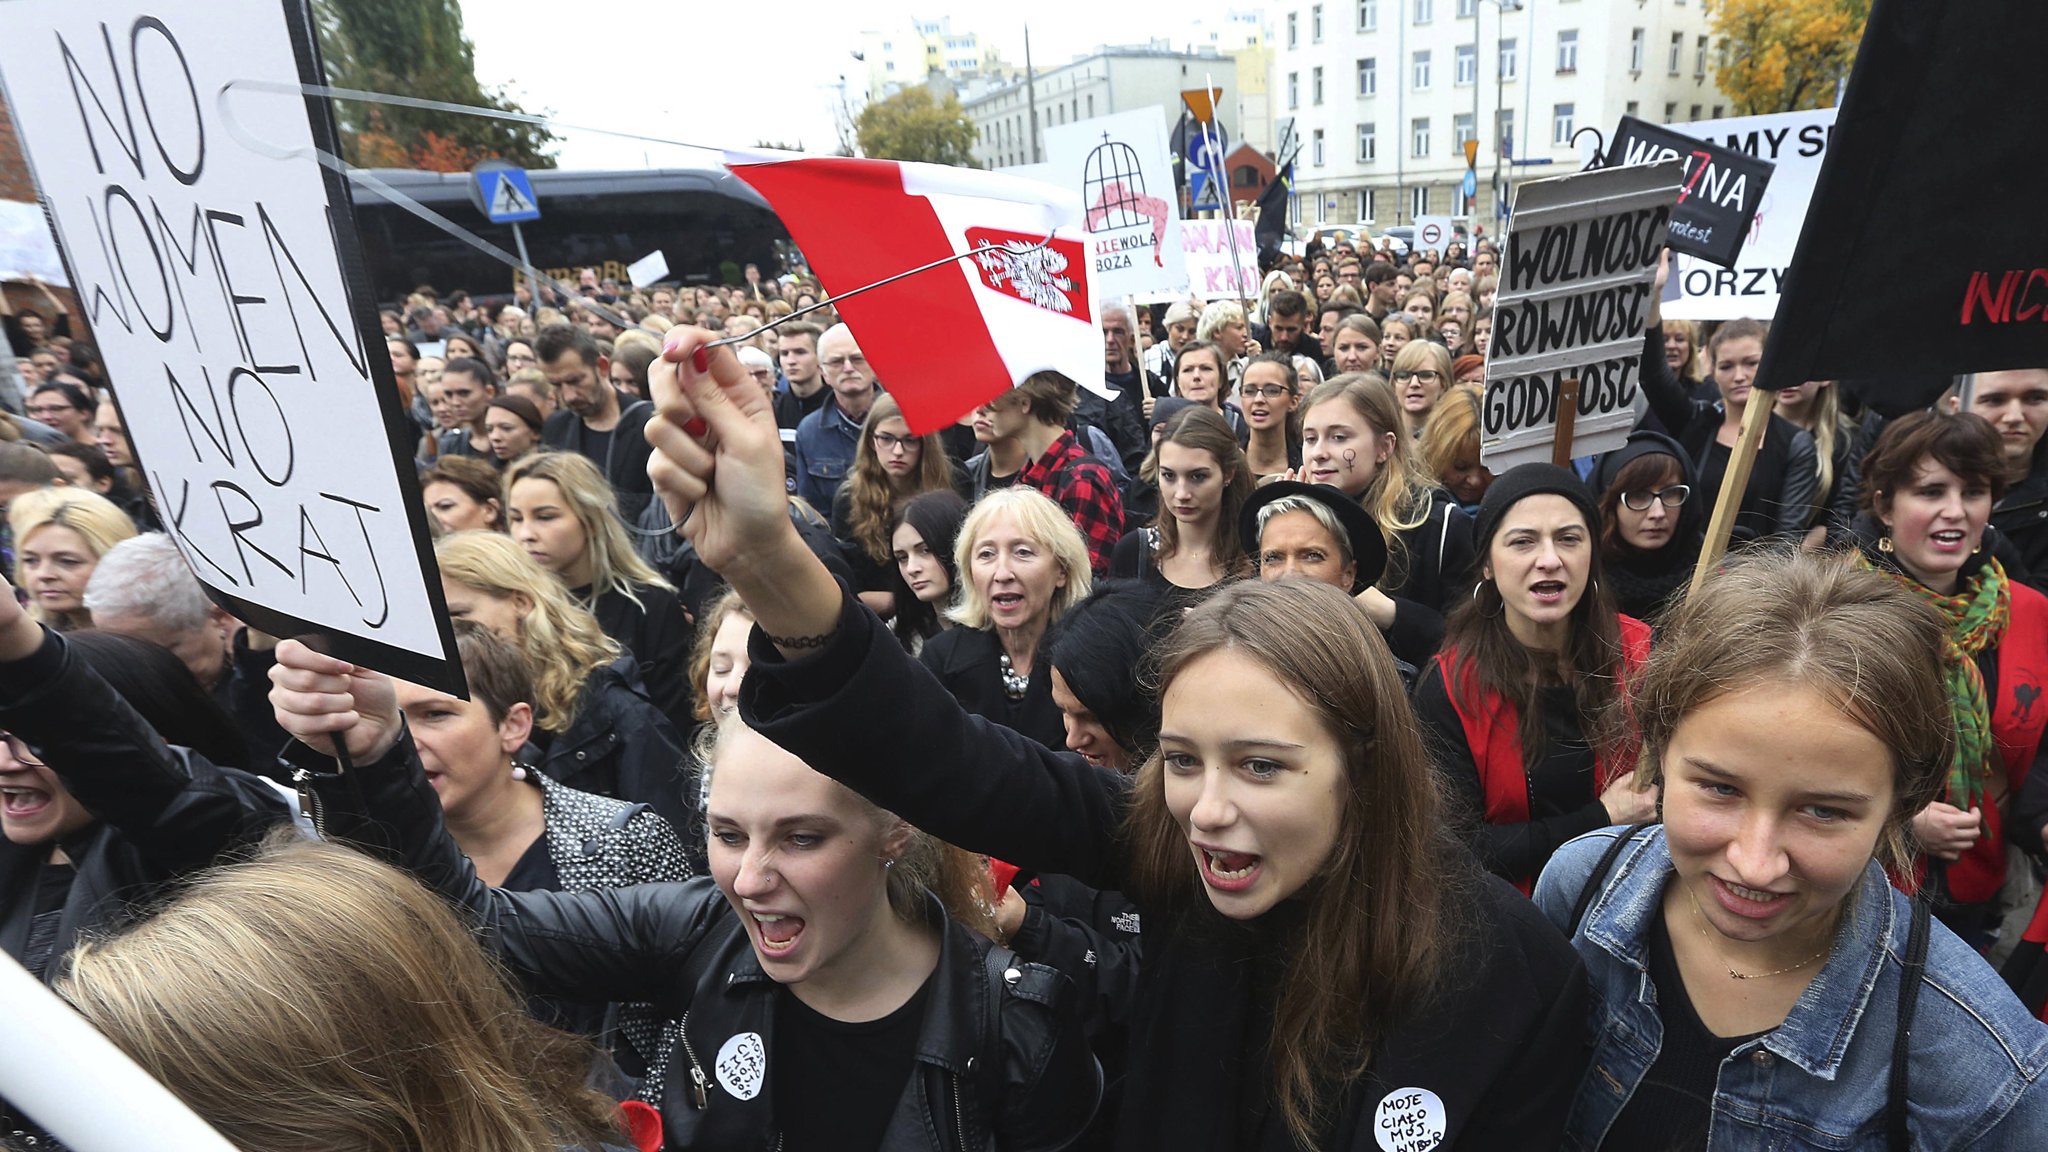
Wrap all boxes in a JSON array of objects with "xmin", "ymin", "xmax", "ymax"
[
  {"xmin": 1711, "ymin": 0, "xmax": 1870, "ymax": 115},
  {"xmin": 856, "ymin": 87, "xmax": 977, "ymax": 167},
  {"xmin": 312, "ymin": 0, "xmax": 557, "ymax": 172}
]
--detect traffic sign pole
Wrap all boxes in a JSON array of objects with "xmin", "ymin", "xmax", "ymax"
[{"xmin": 511, "ymin": 221, "xmax": 535, "ymax": 299}]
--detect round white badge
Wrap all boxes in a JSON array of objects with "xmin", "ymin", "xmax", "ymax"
[
  {"xmin": 1373, "ymin": 1087, "xmax": 1447, "ymax": 1152},
  {"xmin": 715, "ymin": 1031, "xmax": 767, "ymax": 1100}
]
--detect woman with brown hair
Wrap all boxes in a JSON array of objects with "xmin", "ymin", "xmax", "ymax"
[
  {"xmin": 59, "ymin": 837, "xmax": 631, "ymax": 1152},
  {"xmin": 829, "ymin": 392, "xmax": 963, "ymax": 617},
  {"xmin": 621, "ymin": 328, "xmax": 1589, "ymax": 1150},
  {"xmin": 1110, "ymin": 405, "xmax": 1253, "ymax": 608}
]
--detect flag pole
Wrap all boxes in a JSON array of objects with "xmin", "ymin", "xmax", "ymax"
[{"xmin": 1200, "ymin": 73, "xmax": 1251, "ymax": 313}]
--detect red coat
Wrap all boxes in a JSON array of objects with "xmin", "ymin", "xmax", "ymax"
[{"xmin": 1933, "ymin": 579, "xmax": 2048, "ymax": 906}]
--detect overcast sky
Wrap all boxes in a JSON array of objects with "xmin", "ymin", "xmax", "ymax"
[{"xmin": 458, "ymin": 1, "xmax": 1242, "ymax": 169}]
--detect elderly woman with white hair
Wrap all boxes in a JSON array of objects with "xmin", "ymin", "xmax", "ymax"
[
  {"xmin": 1195, "ymin": 299, "xmax": 1259, "ymax": 392},
  {"xmin": 1143, "ymin": 299, "xmax": 1203, "ymax": 388}
]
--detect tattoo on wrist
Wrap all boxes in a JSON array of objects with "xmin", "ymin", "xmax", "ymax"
[{"xmin": 763, "ymin": 628, "xmax": 836, "ymax": 650}]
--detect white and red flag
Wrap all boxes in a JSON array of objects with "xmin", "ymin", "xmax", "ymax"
[{"xmin": 723, "ymin": 150, "xmax": 1107, "ymax": 433}]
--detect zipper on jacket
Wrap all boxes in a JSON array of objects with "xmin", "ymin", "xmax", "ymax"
[
  {"xmin": 291, "ymin": 768, "xmax": 326, "ymax": 837},
  {"xmin": 677, "ymin": 1010, "xmax": 709, "ymax": 1109},
  {"xmin": 951, "ymin": 1072, "xmax": 968, "ymax": 1152}
]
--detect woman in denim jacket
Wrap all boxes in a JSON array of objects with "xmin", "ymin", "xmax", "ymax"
[{"xmin": 1534, "ymin": 551, "xmax": 2048, "ymax": 1150}]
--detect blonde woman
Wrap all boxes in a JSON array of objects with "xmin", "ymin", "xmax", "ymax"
[
  {"xmin": 1297, "ymin": 375, "xmax": 1478, "ymax": 665},
  {"xmin": 7, "ymin": 487, "xmax": 136, "ymax": 630},
  {"xmin": 505, "ymin": 450, "xmax": 690, "ymax": 729},
  {"xmin": 433, "ymin": 530, "xmax": 690, "ymax": 836},
  {"xmin": 1389, "ymin": 339, "xmax": 1456, "ymax": 439},
  {"xmin": 60, "ymin": 838, "xmax": 628, "ymax": 1152},
  {"xmin": 921, "ymin": 487, "xmax": 1094, "ymax": 751}
]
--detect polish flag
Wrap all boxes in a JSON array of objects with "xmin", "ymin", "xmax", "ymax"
[{"xmin": 724, "ymin": 150, "xmax": 1108, "ymax": 434}]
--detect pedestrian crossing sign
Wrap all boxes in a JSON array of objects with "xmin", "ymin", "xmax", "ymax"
[{"xmin": 477, "ymin": 167, "xmax": 541, "ymax": 223}]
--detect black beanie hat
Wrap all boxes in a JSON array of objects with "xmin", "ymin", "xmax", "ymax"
[{"xmin": 1473, "ymin": 463, "xmax": 1603, "ymax": 554}]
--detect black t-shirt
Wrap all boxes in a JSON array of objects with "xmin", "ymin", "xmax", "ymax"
[
  {"xmin": 499, "ymin": 833, "xmax": 560, "ymax": 893},
  {"xmin": 772, "ymin": 972, "xmax": 934, "ymax": 1151},
  {"xmin": 984, "ymin": 468, "xmax": 1021, "ymax": 491},
  {"xmin": 1601, "ymin": 889, "xmax": 1767, "ymax": 1152}
]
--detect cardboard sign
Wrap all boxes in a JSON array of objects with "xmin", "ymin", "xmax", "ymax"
[
  {"xmin": 1045, "ymin": 110, "xmax": 1187, "ymax": 299},
  {"xmin": 0, "ymin": 0, "xmax": 463, "ymax": 691},
  {"xmin": 1180, "ymin": 219, "xmax": 1259, "ymax": 300},
  {"xmin": 1603, "ymin": 115, "xmax": 1776, "ymax": 267},
  {"xmin": 1760, "ymin": 0, "xmax": 2048, "ymax": 393},
  {"xmin": 1659, "ymin": 108, "xmax": 1836, "ymax": 321},
  {"xmin": 1481, "ymin": 160, "xmax": 1684, "ymax": 470}
]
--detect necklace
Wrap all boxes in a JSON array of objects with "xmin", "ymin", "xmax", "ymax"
[
  {"xmin": 998, "ymin": 653, "xmax": 1029, "ymax": 700},
  {"xmin": 1684, "ymin": 883, "xmax": 1832, "ymax": 980}
]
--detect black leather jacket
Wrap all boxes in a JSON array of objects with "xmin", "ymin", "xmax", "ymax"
[
  {"xmin": 289, "ymin": 729, "xmax": 1100, "ymax": 1152},
  {"xmin": 534, "ymin": 652, "xmax": 695, "ymax": 846},
  {"xmin": 0, "ymin": 628, "xmax": 291, "ymax": 980}
]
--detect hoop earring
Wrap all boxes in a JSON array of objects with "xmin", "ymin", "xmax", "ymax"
[{"xmin": 1877, "ymin": 536, "xmax": 1895, "ymax": 554}]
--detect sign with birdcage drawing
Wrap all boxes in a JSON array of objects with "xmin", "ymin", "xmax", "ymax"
[{"xmin": 1045, "ymin": 109, "xmax": 1186, "ymax": 298}]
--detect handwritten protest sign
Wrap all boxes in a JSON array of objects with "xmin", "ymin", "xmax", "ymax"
[
  {"xmin": 1659, "ymin": 108, "xmax": 1834, "ymax": 321},
  {"xmin": 1045, "ymin": 110, "xmax": 1187, "ymax": 299},
  {"xmin": 1604, "ymin": 116, "xmax": 1775, "ymax": 268},
  {"xmin": 1481, "ymin": 160, "xmax": 1683, "ymax": 470},
  {"xmin": 1181, "ymin": 219, "xmax": 1259, "ymax": 300},
  {"xmin": 0, "ymin": 0, "xmax": 463, "ymax": 691}
]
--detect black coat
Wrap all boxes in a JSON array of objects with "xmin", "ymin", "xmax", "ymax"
[
  {"xmin": 1379, "ymin": 489, "xmax": 1479, "ymax": 667},
  {"xmin": 290, "ymin": 728, "xmax": 1099, "ymax": 1152},
  {"xmin": 533, "ymin": 653, "xmax": 694, "ymax": 846},
  {"xmin": 583, "ymin": 582, "xmax": 694, "ymax": 736},
  {"xmin": 742, "ymin": 592, "xmax": 1588, "ymax": 1151},
  {"xmin": 0, "ymin": 630, "xmax": 290, "ymax": 979},
  {"xmin": 1993, "ymin": 446, "xmax": 2048, "ymax": 593},
  {"xmin": 917, "ymin": 625, "xmax": 1066, "ymax": 751},
  {"xmin": 542, "ymin": 393, "xmax": 656, "ymax": 522}
]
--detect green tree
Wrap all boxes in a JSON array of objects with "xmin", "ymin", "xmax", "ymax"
[
  {"xmin": 313, "ymin": 0, "xmax": 557, "ymax": 171},
  {"xmin": 1711, "ymin": 0, "xmax": 1870, "ymax": 115},
  {"xmin": 855, "ymin": 88, "xmax": 977, "ymax": 166}
]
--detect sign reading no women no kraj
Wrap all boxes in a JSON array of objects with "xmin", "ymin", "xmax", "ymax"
[{"xmin": 0, "ymin": 0, "xmax": 464, "ymax": 692}]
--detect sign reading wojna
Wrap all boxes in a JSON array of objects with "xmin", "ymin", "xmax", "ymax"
[{"xmin": 0, "ymin": 0, "xmax": 464, "ymax": 691}]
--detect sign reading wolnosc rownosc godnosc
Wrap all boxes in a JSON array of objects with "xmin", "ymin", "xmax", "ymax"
[
  {"xmin": 1480, "ymin": 159, "xmax": 1684, "ymax": 472},
  {"xmin": 0, "ymin": 0, "xmax": 466, "ymax": 694},
  {"xmin": 1603, "ymin": 115, "xmax": 1776, "ymax": 268}
]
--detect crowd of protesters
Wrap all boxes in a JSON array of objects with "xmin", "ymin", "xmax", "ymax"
[{"xmin": 2, "ymin": 222, "xmax": 2048, "ymax": 1152}]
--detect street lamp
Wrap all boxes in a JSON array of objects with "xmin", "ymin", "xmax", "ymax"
[{"xmin": 1475, "ymin": 0, "xmax": 1525, "ymax": 237}]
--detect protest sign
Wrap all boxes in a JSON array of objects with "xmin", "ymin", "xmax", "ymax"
[
  {"xmin": 1660, "ymin": 108, "xmax": 1835, "ymax": 321},
  {"xmin": 1413, "ymin": 216, "xmax": 1455, "ymax": 256},
  {"xmin": 1604, "ymin": 115, "xmax": 1775, "ymax": 267},
  {"xmin": 1181, "ymin": 219, "xmax": 1258, "ymax": 300},
  {"xmin": 0, "ymin": 200, "xmax": 68, "ymax": 284},
  {"xmin": 1045, "ymin": 110, "xmax": 1187, "ymax": 298},
  {"xmin": 1758, "ymin": 0, "xmax": 2048, "ymax": 398},
  {"xmin": 1481, "ymin": 160, "xmax": 1683, "ymax": 470},
  {"xmin": 0, "ymin": 0, "xmax": 464, "ymax": 691}
]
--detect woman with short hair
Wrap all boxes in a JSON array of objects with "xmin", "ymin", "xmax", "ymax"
[
  {"xmin": 484, "ymin": 393, "xmax": 546, "ymax": 464},
  {"xmin": 420, "ymin": 455, "xmax": 506, "ymax": 534},
  {"xmin": 7, "ymin": 487, "xmax": 136, "ymax": 630}
]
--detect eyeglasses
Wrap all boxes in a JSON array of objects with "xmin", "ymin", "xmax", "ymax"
[
  {"xmin": 1391, "ymin": 369, "xmax": 1442, "ymax": 384},
  {"xmin": 0, "ymin": 731, "xmax": 39, "ymax": 763},
  {"xmin": 1241, "ymin": 384, "xmax": 1293, "ymax": 400},
  {"xmin": 823, "ymin": 354, "xmax": 868, "ymax": 371},
  {"xmin": 1620, "ymin": 485, "xmax": 1692, "ymax": 511},
  {"xmin": 872, "ymin": 432, "xmax": 920, "ymax": 454}
]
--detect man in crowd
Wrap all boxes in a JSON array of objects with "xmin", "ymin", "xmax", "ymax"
[
  {"xmin": 536, "ymin": 323, "xmax": 656, "ymax": 520},
  {"xmin": 791, "ymin": 323, "xmax": 878, "ymax": 510},
  {"xmin": 431, "ymin": 357, "xmax": 497, "ymax": 460},
  {"xmin": 1085, "ymin": 305, "xmax": 1151, "ymax": 473},
  {"xmin": 979, "ymin": 372, "xmax": 1124, "ymax": 575},
  {"xmin": 1974, "ymin": 368, "xmax": 2048, "ymax": 587},
  {"xmin": 774, "ymin": 320, "xmax": 830, "ymax": 431},
  {"xmin": 1365, "ymin": 263, "xmax": 1400, "ymax": 320},
  {"xmin": 1255, "ymin": 289, "xmax": 1323, "ymax": 363}
]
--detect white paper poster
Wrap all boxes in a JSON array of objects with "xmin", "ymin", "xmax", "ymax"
[
  {"xmin": 1661, "ymin": 108, "xmax": 1837, "ymax": 321},
  {"xmin": 1044, "ymin": 109, "xmax": 1187, "ymax": 299}
]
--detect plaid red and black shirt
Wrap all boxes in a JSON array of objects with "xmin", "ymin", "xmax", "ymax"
[{"xmin": 1019, "ymin": 429, "xmax": 1124, "ymax": 576}]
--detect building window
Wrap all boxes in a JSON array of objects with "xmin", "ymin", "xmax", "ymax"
[
  {"xmin": 1712, "ymin": 103, "xmax": 1725, "ymax": 118},
  {"xmin": 1234, "ymin": 165, "xmax": 1261, "ymax": 188},
  {"xmin": 1359, "ymin": 0, "xmax": 1378, "ymax": 31},
  {"xmin": 1454, "ymin": 112, "xmax": 1475, "ymax": 149},
  {"xmin": 1553, "ymin": 102, "xmax": 1575, "ymax": 145},
  {"xmin": 1669, "ymin": 32, "xmax": 1684, "ymax": 74},
  {"xmin": 1456, "ymin": 44, "xmax": 1476, "ymax": 85},
  {"xmin": 1413, "ymin": 50, "xmax": 1432, "ymax": 89},
  {"xmin": 1362, "ymin": 187, "xmax": 1377, "ymax": 222},
  {"xmin": 1287, "ymin": 12, "xmax": 1298, "ymax": 48},
  {"xmin": 1288, "ymin": 72, "xmax": 1299, "ymax": 109},
  {"xmin": 1358, "ymin": 122, "xmax": 1378, "ymax": 162},
  {"xmin": 1690, "ymin": 104, "xmax": 1702, "ymax": 120},
  {"xmin": 1695, "ymin": 35, "xmax": 1709, "ymax": 77},
  {"xmin": 1664, "ymin": 101, "xmax": 1678, "ymax": 122},
  {"xmin": 1499, "ymin": 37, "xmax": 1517, "ymax": 80},
  {"xmin": 1629, "ymin": 28, "xmax": 1645, "ymax": 72},
  {"xmin": 1625, "ymin": 100, "xmax": 1639, "ymax": 117},
  {"xmin": 1411, "ymin": 185, "xmax": 1429, "ymax": 219},
  {"xmin": 1457, "ymin": 0, "xmax": 1476, "ymax": 16},
  {"xmin": 1412, "ymin": 117, "xmax": 1431, "ymax": 157},
  {"xmin": 1358, "ymin": 57, "xmax": 1378, "ymax": 97},
  {"xmin": 1557, "ymin": 30, "xmax": 1578, "ymax": 73},
  {"xmin": 1312, "ymin": 3, "xmax": 1324, "ymax": 40},
  {"xmin": 1313, "ymin": 128, "xmax": 1327, "ymax": 167},
  {"xmin": 1414, "ymin": 0, "xmax": 1432, "ymax": 25},
  {"xmin": 1313, "ymin": 66, "xmax": 1325, "ymax": 104},
  {"xmin": 1497, "ymin": 108, "xmax": 1514, "ymax": 156}
]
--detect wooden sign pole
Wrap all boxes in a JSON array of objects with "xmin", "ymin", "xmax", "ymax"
[
  {"xmin": 1688, "ymin": 394, "xmax": 1773, "ymax": 596},
  {"xmin": 1550, "ymin": 377, "xmax": 1582, "ymax": 468}
]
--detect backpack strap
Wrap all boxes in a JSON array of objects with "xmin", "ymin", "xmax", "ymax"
[
  {"xmin": 1887, "ymin": 897, "xmax": 1931, "ymax": 1151},
  {"xmin": 1570, "ymin": 821, "xmax": 1656, "ymax": 932}
]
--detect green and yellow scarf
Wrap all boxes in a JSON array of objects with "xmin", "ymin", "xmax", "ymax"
[{"xmin": 1868, "ymin": 555, "xmax": 2009, "ymax": 808}]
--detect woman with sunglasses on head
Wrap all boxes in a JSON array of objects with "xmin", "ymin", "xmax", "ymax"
[
  {"xmin": 1414, "ymin": 465, "xmax": 1656, "ymax": 893},
  {"xmin": 830, "ymin": 394, "xmax": 966, "ymax": 620},
  {"xmin": 1593, "ymin": 431, "xmax": 1705, "ymax": 624},
  {"xmin": 1534, "ymin": 549, "xmax": 2048, "ymax": 1150},
  {"xmin": 623, "ymin": 328, "xmax": 1590, "ymax": 1151}
]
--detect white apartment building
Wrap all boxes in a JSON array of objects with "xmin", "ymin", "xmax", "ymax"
[
  {"xmin": 860, "ymin": 18, "xmax": 1000, "ymax": 100},
  {"xmin": 1268, "ymin": 0, "xmax": 1733, "ymax": 235},
  {"xmin": 965, "ymin": 46, "xmax": 1241, "ymax": 171}
]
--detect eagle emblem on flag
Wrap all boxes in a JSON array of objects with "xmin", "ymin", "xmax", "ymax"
[{"xmin": 965, "ymin": 228, "xmax": 1087, "ymax": 316}]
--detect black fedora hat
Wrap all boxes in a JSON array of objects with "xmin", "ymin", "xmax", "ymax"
[{"xmin": 1238, "ymin": 481, "xmax": 1388, "ymax": 595}]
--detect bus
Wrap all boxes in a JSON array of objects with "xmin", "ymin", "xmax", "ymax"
[{"xmin": 343, "ymin": 166, "xmax": 792, "ymax": 304}]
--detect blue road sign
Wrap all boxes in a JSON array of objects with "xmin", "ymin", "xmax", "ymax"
[
  {"xmin": 1461, "ymin": 169, "xmax": 1478, "ymax": 201},
  {"xmin": 477, "ymin": 167, "xmax": 541, "ymax": 223},
  {"xmin": 1190, "ymin": 169, "xmax": 1222, "ymax": 211}
]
